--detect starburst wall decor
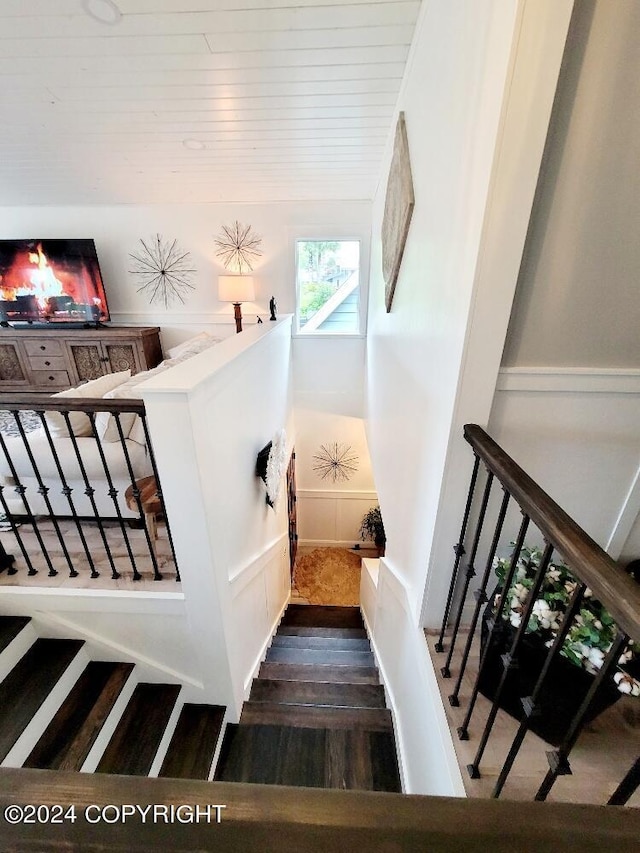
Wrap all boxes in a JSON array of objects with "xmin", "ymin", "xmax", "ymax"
[
  {"xmin": 129, "ymin": 235, "xmax": 196, "ymax": 307},
  {"xmin": 312, "ymin": 443, "xmax": 359, "ymax": 483},
  {"xmin": 214, "ymin": 221, "xmax": 263, "ymax": 273}
]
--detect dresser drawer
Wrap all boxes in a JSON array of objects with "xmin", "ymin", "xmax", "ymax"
[
  {"xmin": 23, "ymin": 339, "xmax": 65, "ymax": 358},
  {"xmin": 28, "ymin": 356, "xmax": 68, "ymax": 371},
  {"xmin": 31, "ymin": 370, "xmax": 70, "ymax": 388}
]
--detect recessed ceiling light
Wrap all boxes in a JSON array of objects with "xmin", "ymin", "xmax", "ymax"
[
  {"xmin": 82, "ymin": 0, "xmax": 122, "ymax": 25},
  {"xmin": 183, "ymin": 139, "xmax": 206, "ymax": 150}
]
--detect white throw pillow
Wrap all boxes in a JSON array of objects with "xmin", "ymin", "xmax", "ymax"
[
  {"xmin": 166, "ymin": 332, "xmax": 215, "ymax": 359},
  {"xmin": 45, "ymin": 370, "xmax": 131, "ymax": 438},
  {"xmin": 166, "ymin": 336, "xmax": 222, "ymax": 364},
  {"xmin": 97, "ymin": 362, "xmax": 171, "ymax": 442}
]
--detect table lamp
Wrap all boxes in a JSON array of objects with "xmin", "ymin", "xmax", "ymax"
[{"xmin": 218, "ymin": 275, "xmax": 256, "ymax": 333}]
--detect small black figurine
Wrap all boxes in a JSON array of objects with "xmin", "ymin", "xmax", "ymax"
[
  {"xmin": 257, "ymin": 316, "xmax": 263, "ymax": 324},
  {"xmin": 269, "ymin": 295, "xmax": 277, "ymax": 321}
]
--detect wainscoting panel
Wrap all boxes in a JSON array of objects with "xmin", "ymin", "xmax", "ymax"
[{"xmin": 297, "ymin": 489, "xmax": 378, "ymax": 547}]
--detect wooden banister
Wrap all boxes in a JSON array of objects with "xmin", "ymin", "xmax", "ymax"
[
  {"xmin": 464, "ymin": 424, "xmax": 640, "ymax": 644},
  {"xmin": 0, "ymin": 394, "xmax": 145, "ymax": 414},
  {"xmin": 0, "ymin": 767, "xmax": 639, "ymax": 851}
]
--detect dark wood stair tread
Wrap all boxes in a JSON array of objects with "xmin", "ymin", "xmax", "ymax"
[
  {"xmin": 272, "ymin": 635, "xmax": 371, "ymax": 651},
  {"xmin": 266, "ymin": 646, "xmax": 374, "ymax": 667},
  {"xmin": 277, "ymin": 626, "xmax": 367, "ymax": 639},
  {"xmin": 0, "ymin": 638, "xmax": 84, "ymax": 762},
  {"xmin": 159, "ymin": 703, "xmax": 225, "ymax": 780},
  {"xmin": 240, "ymin": 701, "xmax": 392, "ymax": 731},
  {"xmin": 250, "ymin": 679, "xmax": 386, "ymax": 709},
  {"xmin": 259, "ymin": 662, "xmax": 379, "ymax": 685},
  {"xmin": 0, "ymin": 616, "xmax": 30, "ymax": 655},
  {"xmin": 215, "ymin": 723, "xmax": 400, "ymax": 791},
  {"xmin": 282, "ymin": 605, "xmax": 364, "ymax": 629},
  {"xmin": 96, "ymin": 683, "xmax": 181, "ymax": 776},
  {"xmin": 24, "ymin": 662, "xmax": 134, "ymax": 771}
]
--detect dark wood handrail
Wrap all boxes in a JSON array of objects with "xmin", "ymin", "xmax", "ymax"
[
  {"xmin": 0, "ymin": 394, "xmax": 145, "ymax": 414},
  {"xmin": 464, "ymin": 424, "xmax": 640, "ymax": 644},
  {"xmin": 0, "ymin": 767, "xmax": 639, "ymax": 851}
]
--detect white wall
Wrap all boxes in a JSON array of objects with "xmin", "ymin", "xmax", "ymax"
[
  {"xmin": 0, "ymin": 201, "xmax": 371, "ymax": 353},
  {"xmin": 293, "ymin": 336, "xmax": 377, "ymax": 545},
  {"xmin": 141, "ymin": 319, "xmax": 293, "ymax": 716},
  {"xmin": 363, "ymin": 0, "xmax": 574, "ymax": 794},
  {"xmin": 502, "ymin": 0, "xmax": 640, "ymax": 369}
]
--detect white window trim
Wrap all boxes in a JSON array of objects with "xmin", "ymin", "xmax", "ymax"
[{"xmin": 292, "ymin": 233, "xmax": 369, "ymax": 338}]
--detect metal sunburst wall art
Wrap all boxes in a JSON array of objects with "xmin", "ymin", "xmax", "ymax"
[
  {"xmin": 214, "ymin": 221, "xmax": 263, "ymax": 273},
  {"xmin": 129, "ymin": 234, "xmax": 197, "ymax": 307},
  {"xmin": 312, "ymin": 442, "xmax": 359, "ymax": 483}
]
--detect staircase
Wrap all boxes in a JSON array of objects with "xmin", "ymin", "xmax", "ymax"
[
  {"xmin": 215, "ymin": 604, "xmax": 402, "ymax": 791},
  {"xmin": 0, "ymin": 615, "xmax": 225, "ymax": 780}
]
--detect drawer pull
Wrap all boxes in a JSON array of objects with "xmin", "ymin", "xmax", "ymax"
[
  {"xmin": 44, "ymin": 360, "xmax": 50, "ymax": 366},
  {"xmin": 49, "ymin": 375, "xmax": 54, "ymax": 381},
  {"xmin": 40, "ymin": 345, "xmax": 46, "ymax": 351}
]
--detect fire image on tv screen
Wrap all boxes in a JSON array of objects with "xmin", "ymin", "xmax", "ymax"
[{"xmin": 0, "ymin": 239, "xmax": 110, "ymax": 325}]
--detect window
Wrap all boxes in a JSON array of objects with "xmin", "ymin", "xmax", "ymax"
[{"xmin": 295, "ymin": 240, "xmax": 361, "ymax": 335}]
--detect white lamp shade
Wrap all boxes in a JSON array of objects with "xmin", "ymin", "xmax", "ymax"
[{"xmin": 218, "ymin": 275, "xmax": 256, "ymax": 303}]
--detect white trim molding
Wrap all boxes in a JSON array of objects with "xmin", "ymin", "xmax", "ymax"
[{"xmin": 497, "ymin": 367, "xmax": 640, "ymax": 394}]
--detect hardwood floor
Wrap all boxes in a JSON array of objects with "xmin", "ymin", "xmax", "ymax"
[{"xmin": 426, "ymin": 628, "xmax": 640, "ymax": 807}]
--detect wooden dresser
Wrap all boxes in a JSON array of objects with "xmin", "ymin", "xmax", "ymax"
[{"xmin": 0, "ymin": 327, "xmax": 163, "ymax": 392}]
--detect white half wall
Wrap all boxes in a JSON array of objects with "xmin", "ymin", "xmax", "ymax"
[{"xmin": 141, "ymin": 318, "xmax": 293, "ymax": 716}]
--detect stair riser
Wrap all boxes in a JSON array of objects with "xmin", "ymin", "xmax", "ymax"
[
  {"xmin": 0, "ymin": 624, "xmax": 37, "ymax": 689},
  {"xmin": 240, "ymin": 702, "xmax": 393, "ymax": 732},
  {"xmin": 2, "ymin": 649, "xmax": 89, "ymax": 769},
  {"xmin": 259, "ymin": 662, "xmax": 380, "ymax": 685},
  {"xmin": 272, "ymin": 636, "xmax": 371, "ymax": 651},
  {"xmin": 148, "ymin": 698, "xmax": 184, "ymax": 778},
  {"xmin": 282, "ymin": 607, "xmax": 365, "ymax": 629},
  {"xmin": 266, "ymin": 647, "xmax": 374, "ymax": 667},
  {"xmin": 277, "ymin": 627, "xmax": 368, "ymax": 640}
]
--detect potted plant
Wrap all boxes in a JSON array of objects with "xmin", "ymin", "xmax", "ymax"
[
  {"xmin": 359, "ymin": 505, "xmax": 386, "ymax": 556},
  {"xmin": 479, "ymin": 544, "xmax": 640, "ymax": 745}
]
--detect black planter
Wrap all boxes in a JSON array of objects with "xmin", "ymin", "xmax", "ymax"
[{"xmin": 479, "ymin": 603, "xmax": 623, "ymax": 747}]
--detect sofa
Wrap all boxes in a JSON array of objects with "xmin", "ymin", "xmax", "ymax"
[{"xmin": 0, "ymin": 332, "xmax": 220, "ymax": 520}]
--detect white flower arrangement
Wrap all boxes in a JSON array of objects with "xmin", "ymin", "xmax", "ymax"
[
  {"xmin": 493, "ymin": 545, "xmax": 640, "ymax": 695},
  {"xmin": 264, "ymin": 429, "xmax": 287, "ymax": 507}
]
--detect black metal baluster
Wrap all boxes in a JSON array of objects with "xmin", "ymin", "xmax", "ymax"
[
  {"xmin": 139, "ymin": 412, "xmax": 180, "ymax": 582},
  {"xmin": 0, "ymin": 484, "xmax": 21, "ymax": 575},
  {"xmin": 449, "ymin": 488, "xmax": 510, "ymax": 707},
  {"xmin": 441, "ymin": 470, "xmax": 494, "ymax": 678},
  {"xmin": 535, "ymin": 630, "xmax": 629, "ymax": 801},
  {"xmin": 492, "ymin": 581, "xmax": 587, "ymax": 797},
  {"xmin": 0, "ymin": 426, "xmax": 57, "ymax": 577},
  {"xmin": 12, "ymin": 411, "xmax": 77, "ymax": 578},
  {"xmin": 458, "ymin": 513, "xmax": 530, "ymax": 741},
  {"xmin": 88, "ymin": 413, "xmax": 140, "ymax": 581},
  {"xmin": 435, "ymin": 454, "xmax": 481, "ymax": 653},
  {"xmin": 113, "ymin": 412, "xmax": 162, "ymax": 581},
  {"xmin": 608, "ymin": 756, "xmax": 640, "ymax": 806},
  {"xmin": 64, "ymin": 413, "xmax": 120, "ymax": 581},
  {"xmin": 37, "ymin": 412, "xmax": 98, "ymax": 579},
  {"xmin": 467, "ymin": 540, "xmax": 554, "ymax": 778}
]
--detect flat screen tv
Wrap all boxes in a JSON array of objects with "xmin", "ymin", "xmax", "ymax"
[{"xmin": 0, "ymin": 239, "xmax": 110, "ymax": 326}]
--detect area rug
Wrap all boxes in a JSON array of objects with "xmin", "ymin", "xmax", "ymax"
[{"xmin": 293, "ymin": 547, "xmax": 362, "ymax": 606}]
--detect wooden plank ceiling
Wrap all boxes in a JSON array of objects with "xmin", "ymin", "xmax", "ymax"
[{"xmin": 0, "ymin": 0, "xmax": 420, "ymax": 204}]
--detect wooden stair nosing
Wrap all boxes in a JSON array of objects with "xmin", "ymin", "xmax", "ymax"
[
  {"xmin": 259, "ymin": 662, "xmax": 380, "ymax": 685},
  {"xmin": 277, "ymin": 626, "xmax": 368, "ymax": 640},
  {"xmin": 266, "ymin": 647, "xmax": 374, "ymax": 667},
  {"xmin": 23, "ymin": 662, "xmax": 135, "ymax": 772},
  {"xmin": 96, "ymin": 683, "xmax": 181, "ymax": 776},
  {"xmin": 249, "ymin": 679, "xmax": 386, "ymax": 709},
  {"xmin": 159, "ymin": 703, "xmax": 226, "ymax": 780},
  {"xmin": 271, "ymin": 635, "xmax": 371, "ymax": 651},
  {"xmin": 0, "ymin": 616, "xmax": 30, "ymax": 656},
  {"xmin": 0, "ymin": 639, "xmax": 84, "ymax": 763},
  {"xmin": 240, "ymin": 701, "xmax": 393, "ymax": 732}
]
